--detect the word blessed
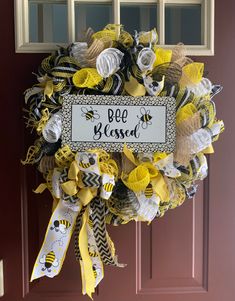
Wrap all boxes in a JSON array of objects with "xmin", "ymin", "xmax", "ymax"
[{"xmin": 93, "ymin": 108, "xmax": 140, "ymax": 140}]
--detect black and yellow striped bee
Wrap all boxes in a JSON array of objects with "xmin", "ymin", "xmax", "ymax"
[
  {"xmin": 144, "ymin": 183, "xmax": 154, "ymax": 199},
  {"xmin": 137, "ymin": 107, "xmax": 153, "ymax": 129},
  {"xmin": 81, "ymin": 106, "xmax": 100, "ymax": 122},
  {"xmin": 79, "ymin": 153, "xmax": 96, "ymax": 169},
  {"xmin": 92, "ymin": 264, "xmax": 102, "ymax": 279},
  {"xmin": 40, "ymin": 251, "xmax": 59, "ymax": 272},
  {"xmin": 103, "ymin": 181, "xmax": 115, "ymax": 193},
  {"xmin": 50, "ymin": 219, "xmax": 71, "ymax": 234},
  {"xmin": 87, "ymin": 217, "xmax": 93, "ymax": 229},
  {"xmin": 88, "ymin": 244, "xmax": 99, "ymax": 257},
  {"xmin": 93, "ymin": 266, "xmax": 98, "ymax": 279}
]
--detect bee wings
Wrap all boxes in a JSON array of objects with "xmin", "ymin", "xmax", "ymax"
[
  {"xmin": 59, "ymin": 224, "xmax": 67, "ymax": 234},
  {"xmin": 39, "ymin": 255, "xmax": 46, "ymax": 264},
  {"xmin": 52, "ymin": 258, "xmax": 59, "ymax": 267}
]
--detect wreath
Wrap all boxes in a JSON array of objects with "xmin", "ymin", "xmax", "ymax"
[{"xmin": 22, "ymin": 24, "xmax": 224, "ymax": 298}]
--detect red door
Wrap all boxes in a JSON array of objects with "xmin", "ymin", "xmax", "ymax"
[{"xmin": 1, "ymin": 0, "xmax": 235, "ymax": 300}]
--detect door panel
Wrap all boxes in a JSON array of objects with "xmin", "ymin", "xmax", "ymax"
[
  {"xmin": 137, "ymin": 182, "xmax": 207, "ymax": 293},
  {"xmin": 1, "ymin": 0, "xmax": 235, "ymax": 301}
]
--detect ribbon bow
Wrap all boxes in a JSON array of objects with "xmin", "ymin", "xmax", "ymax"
[
  {"xmin": 31, "ymin": 151, "xmax": 121, "ymax": 298},
  {"xmin": 60, "ymin": 160, "xmax": 97, "ymax": 207}
]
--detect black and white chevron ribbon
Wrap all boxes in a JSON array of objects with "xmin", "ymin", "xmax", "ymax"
[
  {"xmin": 74, "ymin": 206, "xmax": 87, "ymax": 261},
  {"xmin": 82, "ymin": 172, "xmax": 101, "ymax": 187},
  {"xmin": 60, "ymin": 168, "xmax": 78, "ymax": 204},
  {"xmin": 90, "ymin": 198, "xmax": 118, "ymax": 266}
]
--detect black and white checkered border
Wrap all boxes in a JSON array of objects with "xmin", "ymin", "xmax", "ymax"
[{"xmin": 62, "ymin": 95, "xmax": 176, "ymax": 153}]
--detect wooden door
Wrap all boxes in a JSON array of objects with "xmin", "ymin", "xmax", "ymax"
[{"xmin": 1, "ymin": 0, "xmax": 235, "ymax": 300}]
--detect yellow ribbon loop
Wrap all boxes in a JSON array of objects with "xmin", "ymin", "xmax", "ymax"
[
  {"xmin": 77, "ymin": 188, "xmax": 97, "ymax": 206},
  {"xmin": 60, "ymin": 160, "xmax": 81, "ymax": 196},
  {"xmin": 122, "ymin": 165, "xmax": 150, "ymax": 192},
  {"xmin": 68, "ymin": 160, "xmax": 80, "ymax": 180},
  {"xmin": 140, "ymin": 162, "xmax": 159, "ymax": 178},
  {"xmin": 123, "ymin": 144, "xmax": 138, "ymax": 166},
  {"xmin": 61, "ymin": 180, "xmax": 78, "ymax": 196},
  {"xmin": 151, "ymin": 174, "xmax": 170, "ymax": 203},
  {"xmin": 60, "ymin": 157, "xmax": 100, "ymax": 207}
]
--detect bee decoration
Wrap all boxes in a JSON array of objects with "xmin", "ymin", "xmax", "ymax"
[
  {"xmin": 92, "ymin": 264, "xmax": 102, "ymax": 279},
  {"xmin": 50, "ymin": 219, "xmax": 71, "ymax": 234},
  {"xmin": 40, "ymin": 251, "xmax": 59, "ymax": 272},
  {"xmin": 87, "ymin": 217, "xmax": 93, "ymax": 229},
  {"xmin": 79, "ymin": 153, "xmax": 96, "ymax": 169},
  {"xmin": 137, "ymin": 107, "xmax": 153, "ymax": 129},
  {"xmin": 88, "ymin": 244, "xmax": 99, "ymax": 257},
  {"xmin": 144, "ymin": 183, "xmax": 154, "ymax": 199},
  {"xmin": 103, "ymin": 181, "xmax": 115, "ymax": 193},
  {"xmin": 81, "ymin": 106, "xmax": 100, "ymax": 122}
]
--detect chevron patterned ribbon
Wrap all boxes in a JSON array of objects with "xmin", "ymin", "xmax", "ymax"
[
  {"xmin": 90, "ymin": 198, "xmax": 124, "ymax": 267},
  {"xmin": 74, "ymin": 206, "xmax": 87, "ymax": 261},
  {"xmin": 82, "ymin": 172, "xmax": 101, "ymax": 187},
  {"xmin": 80, "ymin": 206, "xmax": 104, "ymax": 295}
]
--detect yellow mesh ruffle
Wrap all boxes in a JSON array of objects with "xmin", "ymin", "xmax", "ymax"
[
  {"xmin": 73, "ymin": 68, "xmax": 102, "ymax": 88},
  {"xmin": 180, "ymin": 62, "xmax": 204, "ymax": 87},
  {"xmin": 92, "ymin": 30, "xmax": 117, "ymax": 42},
  {"xmin": 122, "ymin": 165, "xmax": 150, "ymax": 192},
  {"xmin": 153, "ymin": 48, "xmax": 172, "ymax": 68}
]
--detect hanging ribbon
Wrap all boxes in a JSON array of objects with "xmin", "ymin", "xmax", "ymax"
[
  {"xmin": 90, "ymin": 197, "xmax": 124, "ymax": 267},
  {"xmin": 78, "ymin": 207, "xmax": 98, "ymax": 298},
  {"xmin": 30, "ymin": 191, "xmax": 82, "ymax": 281},
  {"xmin": 31, "ymin": 150, "xmax": 122, "ymax": 298}
]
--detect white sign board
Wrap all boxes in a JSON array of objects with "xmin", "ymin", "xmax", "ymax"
[{"xmin": 62, "ymin": 95, "xmax": 176, "ymax": 153}]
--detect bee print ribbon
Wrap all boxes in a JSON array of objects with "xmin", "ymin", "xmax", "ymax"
[
  {"xmin": 30, "ymin": 197, "xmax": 82, "ymax": 281},
  {"xmin": 134, "ymin": 182, "xmax": 161, "ymax": 222}
]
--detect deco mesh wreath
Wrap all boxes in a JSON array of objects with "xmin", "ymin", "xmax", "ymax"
[{"xmin": 22, "ymin": 24, "xmax": 224, "ymax": 297}]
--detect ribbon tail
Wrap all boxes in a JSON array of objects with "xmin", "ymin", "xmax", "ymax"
[
  {"xmin": 74, "ymin": 206, "xmax": 87, "ymax": 261},
  {"xmin": 90, "ymin": 198, "xmax": 125, "ymax": 267},
  {"xmin": 79, "ymin": 207, "xmax": 96, "ymax": 298},
  {"xmin": 30, "ymin": 200, "xmax": 81, "ymax": 281}
]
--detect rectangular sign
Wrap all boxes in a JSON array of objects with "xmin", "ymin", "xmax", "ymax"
[{"xmin": 62, "ymin": 95, "xmax": 176, "ymax": 153}]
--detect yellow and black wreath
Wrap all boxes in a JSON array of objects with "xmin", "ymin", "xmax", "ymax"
[{"xmin": 22, "ymin": 24, "xmax": 224, "ymax": 298}]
